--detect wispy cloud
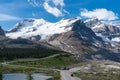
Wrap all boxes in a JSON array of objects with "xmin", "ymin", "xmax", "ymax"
[
  {"xmin": 80, "ymin": 8, "xmax": 118, "ymax": 21},
  {"xmin": 43, "ymin": 1, "xmax": 63, "ymax": 17},
  {"xmin": 52, "ymin": 0, "xmax": 65, "ymax": 6},
  {"xmin": 0, "ymin": 13, "xmax": 21, "ymax": 21},
  {"xmin": 27, "ymin": 0, "xmax": 42, "ymax": 7},
  {"xmin": 27, "ymin": 0, "xmax": 69, "ymax": 17}
]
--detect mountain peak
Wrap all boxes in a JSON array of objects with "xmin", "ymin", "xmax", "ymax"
[
  {"xmin": 23, "ymin": 18, "xmax": 46, "ymax": 22},
  {"xmin": 84, "ymin": 18, "xmax": 99, "ymax": 23},
  {"xmin": 22, "ymin": 18, "xmax": 47, "ymax": 25},
  {"xmin": 59, "ymin": 17, "xmax": 80, "ymax": 22},
  {"xmin": 8, "ymin": 18, "xmax": 47, "ymax": 32}
]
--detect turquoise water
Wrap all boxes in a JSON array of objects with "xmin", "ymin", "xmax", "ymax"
[{"xmin": 3, "ymin": 73, "xmax": 51, "ymax": 80}]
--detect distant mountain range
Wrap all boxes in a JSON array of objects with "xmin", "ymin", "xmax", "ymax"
[{"xmin": 0, "ymin": 18, "xmax": 120, "ymax": 62}]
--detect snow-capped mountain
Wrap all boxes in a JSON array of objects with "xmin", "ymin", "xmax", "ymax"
[
  {"xmin": 5, "ymin": 18, "xmax": 120, "ymax": 61},
  {"xmin": 47, "ymin": 19, "xmax": 104, "ymax": 54},
  {"xmin": 6, "ymin": 18, "xmax": 103, "ymax": 43},
  {"xmin": 106, "ymin": 20, "xmax": 120, "ymax": 27},
  {"xmin": 85, "ymin": 18, "xmax": 120, "ymax": 43},
  {"xmin": 6, "ymin": 18, "xmax": 105, "ymax": 54},
  {"xmin": 6, "ymin": 18, "xmax": 80, "ymax": 40}
]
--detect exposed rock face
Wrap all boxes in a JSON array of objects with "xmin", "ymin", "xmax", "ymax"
[
  {"xmin": 71, "ymin": 19, "xmax": 102, "ymax": 42},
  {"xmin": 85, "ymin": 18, "xmax": 101, "ymax": 28},
  {"xmin": 0, "ymin": 26, "xmax": 5, "ymax": 36},
  {"xmin": 85, "ymin": 18, "xmax": 120, "ymax": 42},
  {"xmin": 5, "ymin": 18, "xmax": 105, "ymax": 54},
  {"xmin": 48, "ymin": 20, "xmax": 103, "ymax": 54}
]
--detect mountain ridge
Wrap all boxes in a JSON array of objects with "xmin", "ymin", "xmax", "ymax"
[
  {"xmin": 85, "ymin": 18, "xmax": 120, "ymax": 43},
  {"xmin": 1, "ymin": 17, "xmax": 120, "ymax": 62},
  {"xmin": 6, "ymin": 18, "xmax": 80, "ymax": 40}
]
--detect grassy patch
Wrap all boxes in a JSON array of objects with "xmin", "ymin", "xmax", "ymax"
[
  {"xmin": 0, "ymin": 63, "xmax": 61, "ymax": 80},
  {"xmin": 10, "ymin": 54, "xmax": 77, "ymax": 69}
]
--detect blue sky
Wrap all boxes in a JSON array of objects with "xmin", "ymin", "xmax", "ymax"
[{"xmin": 0, "ymin": 0, "xmax": 120, "ymax": 30}]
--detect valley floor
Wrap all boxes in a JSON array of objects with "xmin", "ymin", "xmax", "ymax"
[{"xmin": 1, "ymin": 54, "xmax": 120, "ymax": 80}]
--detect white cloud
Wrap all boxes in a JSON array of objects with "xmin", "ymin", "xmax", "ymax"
[
  {"xmin": 0, "ymin": 13, "xmax": 21, "ymax": 21},
  {"xmin": 43, "ymin": 0, "xmax": 68, "ymax": 17},
  {"xmin": 43, "ymin": 2, "xmax": 63, "ymax": 17},
  {"xmin": 27, "ymin": 0, "xmax": 69, "ymax": 17},
  {"xmin": 63, "ymin": 9, "xmax": 70, "ymax": 15},
  {"xmin": 80, "ymin": 8, "xmax": 118, "ymax": 20},
  {"xmin": 52, "ymin": 0, "xmax": 65, "ymax": 6}
]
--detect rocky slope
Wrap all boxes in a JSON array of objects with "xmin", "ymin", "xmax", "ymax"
[
  {"xmin": 4, "ymin": 18, "xmax": 120, "ymax": 62},
  {"xmin": 48, "ymin": 19, "xmax": 104, "ymax": 54},
  {"xmin": 6, "ymin": 18, "xmax": 105, "ymax": 54},
  {"xmin": 85, "ymin": 18, "xmax": 120, "ymax": 43}
]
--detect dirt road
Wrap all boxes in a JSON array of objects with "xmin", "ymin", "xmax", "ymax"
[{"xmin": 61, "ymin": 70, "xmax": 81, "ymax": 80}]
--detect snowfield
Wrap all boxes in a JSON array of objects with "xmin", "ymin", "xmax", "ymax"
[{"xmin": 6, "ymin": 18, "xmax": 79, "ymax": 40}]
